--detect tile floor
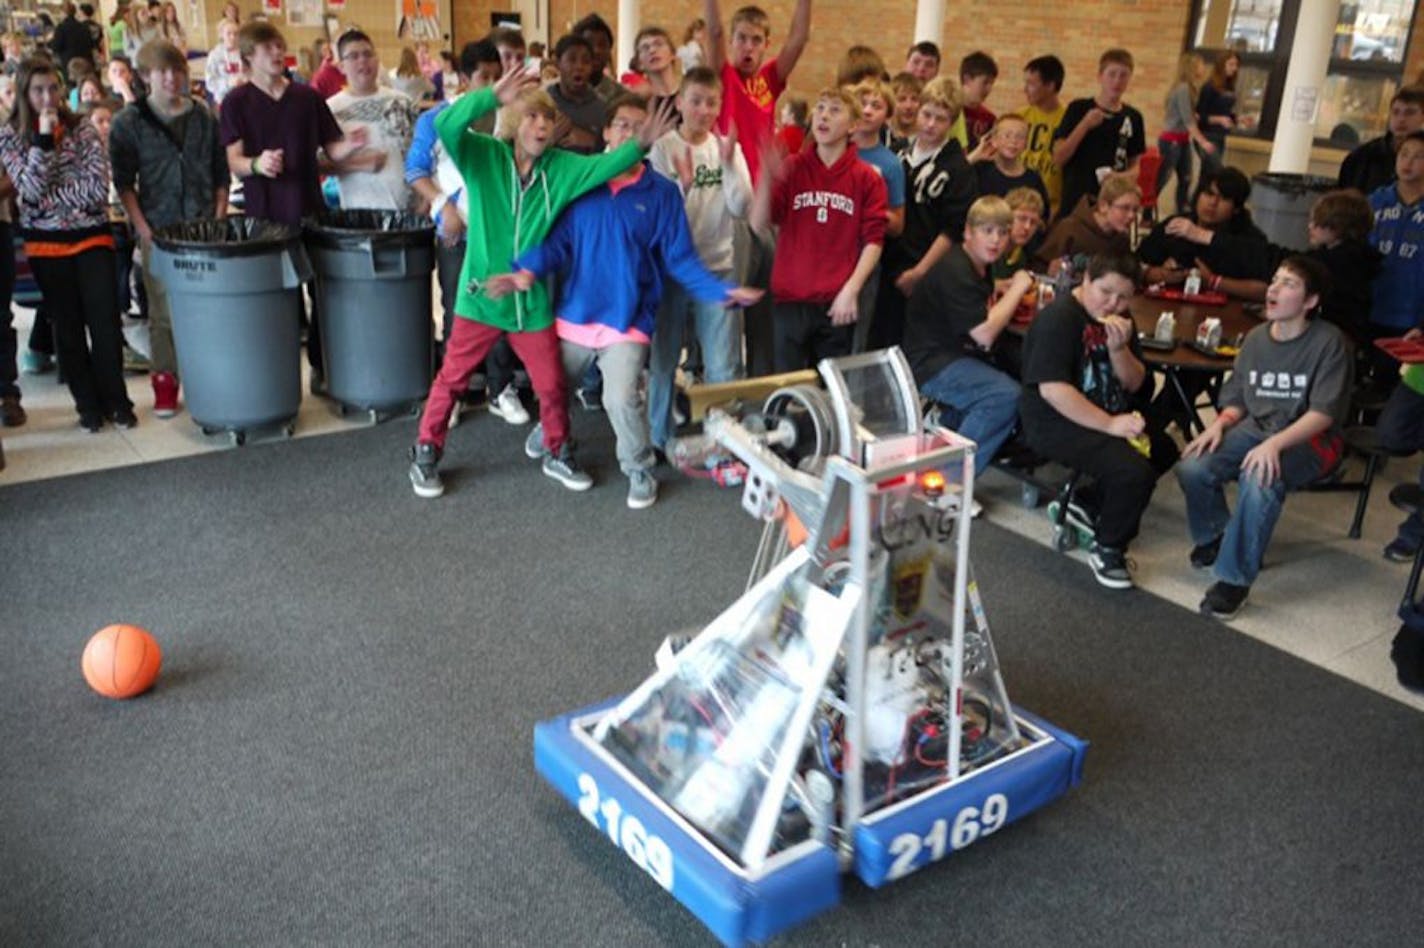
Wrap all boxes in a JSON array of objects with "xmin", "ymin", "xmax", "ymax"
[{"xmin": 3, "ymin": 304, "xmax": 1422, "ymax": 713}]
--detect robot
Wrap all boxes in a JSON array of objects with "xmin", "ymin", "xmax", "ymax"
[{"xmin": 534, "ymin": 349, "xmax": 1087, "ymax": 946}]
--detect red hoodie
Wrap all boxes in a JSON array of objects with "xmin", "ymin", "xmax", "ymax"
[{"xmin": 770, "ymin": 143, "xmax": 888, "ymax": 304}]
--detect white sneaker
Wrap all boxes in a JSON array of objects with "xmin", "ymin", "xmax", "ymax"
[
  {"xmin": 489, "ymin": 385, "xmax": 530, "ymax": 425},
  {"xmin": 627, "ymin": 469, "xmax": 658, "ymax": 509}
]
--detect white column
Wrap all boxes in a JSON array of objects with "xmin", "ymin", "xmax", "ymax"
[
  {"xmin": 914, "ymin": 0, "xmax": 945, "ymax": 47},
  {"xmin": 1268, "ymin": 0, "xmax": 1340, "ymax": 173},
  {"xmin": 617, "ymin": 0, "xmax": 641, "ymax": 85}
]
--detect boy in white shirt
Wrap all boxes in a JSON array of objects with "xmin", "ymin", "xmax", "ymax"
[
  {"xmin": 647, "ymin": 65, "xmax": 752, "ymax": 451},
  {"xmin": 323, "ymin": 29, "xmax": 417, "ymax": 211}
]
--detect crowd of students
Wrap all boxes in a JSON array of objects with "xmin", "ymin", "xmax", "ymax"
[{"xmin": 2, "ymin": 3, "xmax": 1423, "ymax": 622}]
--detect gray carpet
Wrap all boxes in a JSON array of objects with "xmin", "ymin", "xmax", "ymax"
[{"xmin": 2, "ymin": 414, "xmax": 1422, "ymax": 947}]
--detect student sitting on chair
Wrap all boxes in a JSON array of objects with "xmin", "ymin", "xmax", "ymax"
[
  {"xmin": 1137, "ymin": 166, "xmax": 1271, "ymax": 299},
  {"xmin": 902, "ymin": 195, "xmax": 1035, "ymax": 482},
  {"xmin": 1018, "ymin": 251, "xmax": 1176, "ymax": 590},
  {"xmin": 1176, "ymin": 256, "xmax": 1352, "ymax": 619}
]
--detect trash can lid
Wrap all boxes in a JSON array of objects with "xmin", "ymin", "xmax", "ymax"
[
  {"xmin": 1251, "ymin": 172, "xmax": 1337, "ymax": 195},
  {"xmin": 303, "ymin": 209, "xmax": 435, "ymax": 249},
  {"xmin": 153, "ymin": 217, "xmax": 302, "ymax": 258}
]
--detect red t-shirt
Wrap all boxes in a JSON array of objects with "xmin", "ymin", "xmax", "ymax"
[
  {"xmin": 717, "ymin": 59, "xmax": 785, "ymax": 186},
  {"xmin": 964, "ymin": 104, "xmax": 996, "ymax": 151},
  {"xmin": 770, "ymin": 144, "xmax": 888, "ymax": 304},
  {"xmin": 311, "ymin": 61, "xmax": 346, "ymax": 99}
]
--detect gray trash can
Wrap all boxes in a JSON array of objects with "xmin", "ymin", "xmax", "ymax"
[
  {"xmin": 304, "ymin": 210, "xmax": 435, "ymax": 419},
  {"xmin": 1250, "ymin": 173, "xmax": 1335, "ymax": 251},
  {"xmin": 151, "ymin": 218, "xmax": 310, "ymax": 446}
]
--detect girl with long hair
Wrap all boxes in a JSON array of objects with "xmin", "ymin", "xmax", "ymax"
[
  {"xmin": 1196, "ymin": 51, "xmax": 1239, "ymax": 174},
  {"xmin": 0, "ymin": 58, "xmax": 132, "ymax": 431},
  {"xmin": 1156, "ymin": 52, "xmax": 1215, "ymax": 215}
]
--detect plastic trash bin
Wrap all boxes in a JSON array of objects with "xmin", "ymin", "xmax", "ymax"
[
  {"xmin": 304, "ymin": 210, "xmax": 436, "ymax": 420},
  {"xmin": 151, "ymin": 218, "xmax": 310, "ymax": 446},
  {"xmin": 1250, "ymin": 173, "xmax": 1335, "ymax": 251}
]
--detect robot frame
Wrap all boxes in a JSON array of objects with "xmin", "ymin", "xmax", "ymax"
[{"xmin": 534, "ymin": 348, "xmax": 1087, "ymax": 946}]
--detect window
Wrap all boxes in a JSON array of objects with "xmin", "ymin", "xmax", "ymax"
[{"xmin": 1189, "ymin": 0, "xmax": 1420, "ymax": 145}]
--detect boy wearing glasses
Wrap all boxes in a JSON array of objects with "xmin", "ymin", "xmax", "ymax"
[{"xmin": 324, "ymin": 30, "xmax": 417, "ymax": 210}]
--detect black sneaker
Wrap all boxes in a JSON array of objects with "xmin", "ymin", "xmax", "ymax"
[
  {"xmin": 79, "ymin": 412, "xmax": 104, "ymax": 433},
  {"xmin": 1190, "ymin": 536, "xmax": 1222, "ymax": 569},
  {"xmin": 109, "ymin": 407, "xmax": 138, "ymax": 430},
  {"xmin": 408, "ymin": 442, "xmax": 444, "ymax": 498},
  {"xmin": 1383, "ymin": 538, "xmax": 1418, "ymax": 563},
  {"xmin": 1088, "ymin": 543, "xmax": 1133, "ymax": 590},
  {"xmin": 1200, "ymin": 581, "xmax": 1249, "ymax": 619}
]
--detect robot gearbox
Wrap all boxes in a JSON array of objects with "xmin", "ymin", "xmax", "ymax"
[{"xmin": 534, "ymin": 349, "xmax": 1087, "ymax": 946}]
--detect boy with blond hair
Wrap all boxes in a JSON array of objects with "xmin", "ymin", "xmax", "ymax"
[
  {"xmin": 406, "ymin": 67, "xmax": 674, "ymax": 497},
  {"xmin": 994, "ymin": 186, "xmax": 1046, "ymax": 280},
  {"xmin": 970, "ymin": 112, "xmax": 1049, "ymax": 210},
  {"xmin": 888, "ymin": 71, "xmax": 922, "ymax": 149},
  {"xmin": 752, "ymin": 86, "xmax": 886, "ymax": 371},
  {"xmin": 904, "ymin": 195, "xmax": 1033, "ymax": 477},
  {"xmin": 871, "ymin": 75, "xmax": 977, "ymax": 350},
  {"xmin": 1051, "ymin": 48, "xmax": 1144, "ymax": 221},
  {"xmin": 647, "ymin": 66, "xmax": 753, "ymax": 451}
]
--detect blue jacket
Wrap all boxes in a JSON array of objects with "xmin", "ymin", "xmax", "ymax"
[
  {"xmin": 1369, "ymin": 183, "xmax": 1424, "ymax": 331},
  {"xmin": 515, "ymin": 162, "xmax": 732, "ymax": 337}
]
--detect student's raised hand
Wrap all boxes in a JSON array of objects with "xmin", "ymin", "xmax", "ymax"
[
  {"xmin": 719, "ymin": 122, "xmax": 739, "ymax": 165},
  {"xmin": 672, "ymin": 144, "xmax": 694, "ymax": 191},
  {"xmin": 637, "ymin": 97, "xmax": 678, "ymax": 148},
  {"xmin": 1183, "ymin": 423, "xmax": 1224, "ymax": 459},
  {"xmin": 493, "ymin": 62, "xmax": 539, "ymax": 106},
  {"xmin": 966, "ymin": 136, "xmax": 995, "ymax": 164},
  {"xmin": 1105, "ymin": 412, "xmax": 1146, "ymax": 439},
  {"xmin": 1241, "ymin": 437, "xmax": 1282, "ymax": 486},
  {"xmin": 828, "ymin": 284, "xmax": 859, "ymax": 326},
  {"xmin": 483, "ymin": 269, "xmax": 535, "ymax": 299},
  {"xmin": 726, "ymin": 286, "xmax": 763, "ymax": 307}
]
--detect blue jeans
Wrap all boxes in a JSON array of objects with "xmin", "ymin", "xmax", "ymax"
[
  {"xmin": 1176, "ymin": 424, "xmax": 1339, "ymax": 586},
  {"xmin": 649, "ymin": 275, "xmax": 741, "ymax": 449},
  {"xmin": 920, "ymin": 356, "xmax": 1020, "ymax": 476},
  {"xmin": 1156, "ymin": 137, "xmax": 1193, "ymax": 216}
]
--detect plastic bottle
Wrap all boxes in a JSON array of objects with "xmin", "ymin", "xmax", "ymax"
[{"xmin": 1183, "ymin": 267, "xmax": 1202, "ymax": 297}]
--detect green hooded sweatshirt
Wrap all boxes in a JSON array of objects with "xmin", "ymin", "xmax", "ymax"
[{"xmin": 435, "ymin": 87, "xmax": 645, "ymax": 332}]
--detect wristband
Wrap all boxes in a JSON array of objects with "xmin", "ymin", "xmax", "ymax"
[{"xmin": 250, "ymin": 157, "xmax": 261, "ymax": 179}]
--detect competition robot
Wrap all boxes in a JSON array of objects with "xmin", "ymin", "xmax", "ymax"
[{"xmin": 535, "ymin": 349, "xmax": 1087, "ymax": 945}]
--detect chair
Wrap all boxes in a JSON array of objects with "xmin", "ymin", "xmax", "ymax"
[
  {"xmin": 1306, "ymin": 425, "xmax": 1414, "ymax": 539},
  {"xmin": 1390, "ymin": 483, "xmax": 1424, "ymax": 613}
]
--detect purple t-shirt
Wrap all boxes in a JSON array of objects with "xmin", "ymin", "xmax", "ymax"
[{"xmin": 220, "ymin": 81, "xmax": 342, "ymax": 224}]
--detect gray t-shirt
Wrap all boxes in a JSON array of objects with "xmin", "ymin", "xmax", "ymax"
[
  {"xmin": 547, "ymin": 83, "xmax": 608, "ymax": 155},
  {"xmin": 1220, "ymin": 318, "xmax": 1353, "ymax": 434},
  {"xmin": 1163, "ymin": 83, "xmax": 1194, "ymax": 134}
]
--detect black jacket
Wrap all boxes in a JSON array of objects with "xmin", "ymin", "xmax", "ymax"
[
  {"xmin": 48, "ymin": 16, "xmax": 95, "ymax": 70},
  {"xmin": 1338, "ymin": 135, "xmax": 1396, "ymax": 197}
]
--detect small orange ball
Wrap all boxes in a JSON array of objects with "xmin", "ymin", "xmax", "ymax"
[{"xmin": 82, "ymin": 624, "xmax": 162, "ymax": 699}]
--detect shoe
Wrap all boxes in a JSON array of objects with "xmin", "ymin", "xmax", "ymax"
[
  {"xmin": 20, "ymin": 349, "xmax": 53, "ymax": 374},
  {"xmin": 489, "ymin": 384, "xmax": 530, "ymax": 424},
  {"xmin": 524, "ymin": 422, "xmax": 546, "ymax": 459},
  {"xmin": 627, "ymin": 469, "xmax": 658, "ymax": 509},
  {"xmin": 122, "ymin": 344, "xmax": 150, "ymax": 373},
  {"xmin": 1088, "ymin": 543, "xmax": 1133, "ymax": 590},
  {"xmin": 1384, "ymin": 538, "xmax": 1418, "ymax": 563},
  {"xmin": 543, "ymin": 445, "xmax": 593, "ymax": 491},
  {"xmin": 576, "ymin": 387, "xmax": 604, "ymax": 412},
  {"xmin": 108, "ymin": 407, "xmax": 138, "ymax": 429},
  {"xmin": 408, "ymin": 442, "xmax": 444, "ymax": 498},
  {"xmin": 79, "ymin": 412, "xmax": 103, "ymax": 433},
  {"xmin": 0, "ymin": 394, "xmax": 25, "ymax": 427},
  {"xmin": 1190, "ymin": 536, "xmax": 1222, "ymax": 569},
  {"xmin": 151, "ymin": 372, "xmax": 179, "ymax": 418},
  {"xmin": 1200, "ymin": 581, "xmax": 1249, "ymax": 619}
]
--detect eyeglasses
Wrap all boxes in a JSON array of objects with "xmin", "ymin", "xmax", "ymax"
[
  {"xmin": 341, "ymin": 50, "xmax": 376, "ymax": 62},
  {"xmin": 609, "ymin": 118, "xmax": 644, "ymax": 133}
]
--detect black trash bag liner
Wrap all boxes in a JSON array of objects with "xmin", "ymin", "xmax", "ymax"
[
  {"xmin": 304, "ymin": 209, "xmax": 434, "ymax": 250},
  {"xmin": 152, "ymin": 217, "xmax": 302, "ymax": 258},
  {"xmin": 1251, "ymin": 172, "xmax": 1336, "ymax": 197}
]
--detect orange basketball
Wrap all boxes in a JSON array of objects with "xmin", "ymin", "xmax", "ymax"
[{"xmin": 82, "ymin": 624, "xmax": 161, "ymax": 699}]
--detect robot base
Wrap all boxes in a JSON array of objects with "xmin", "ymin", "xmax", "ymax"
[{"xmin": 535, "ymin": 699, "xmax": 1087, "ymax": 947}]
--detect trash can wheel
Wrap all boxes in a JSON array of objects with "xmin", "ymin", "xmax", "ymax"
[{"xmin": 229, "ymin": 430, "xmax": 246, "ymax": 447}]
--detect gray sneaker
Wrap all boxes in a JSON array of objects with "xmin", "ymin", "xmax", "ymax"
[
  {"xmin": 408, "ymin": 442, "xmax": 444, "ymax": 498},
  {"xmin": 543, "ymin": 445, "xmax": 593, "ymax": 491},
  {"xmin": 627, "ymin": 469, "xmax": 658, "ymax": 509},
  {"xmin": 524, "ymin": 422, "xmax": 545, "ymax": 459}
]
